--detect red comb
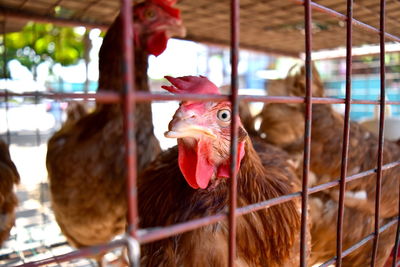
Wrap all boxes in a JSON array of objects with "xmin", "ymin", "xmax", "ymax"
[
  {"xmin": 162, "ymin": 76, "xmax": 221, "ymax": 95},
  {"xmin": 150, "ymin": 0, "xmax": 180, "ymax": 19}
]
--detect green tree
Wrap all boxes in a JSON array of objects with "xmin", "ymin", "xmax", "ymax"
[{"xmin": 1, "ymin": 22, "xmax": 86, "ymax": 79}]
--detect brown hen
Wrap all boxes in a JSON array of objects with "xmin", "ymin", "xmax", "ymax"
[
  {"xmin": 0, "ymin": 140, "xmax": 19, "ymax": 246},
  {"xmin": 258, "ymin": 63, "xmax": 398, "ymax": 266},
  {"xmin": 138, "ymin": 76, "xmax": 309, "ymax": 266},
  {"xmin": 46, "ymin": 0, "xmax": 185, "ymax": 264}
]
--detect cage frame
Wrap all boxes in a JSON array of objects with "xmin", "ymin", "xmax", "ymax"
[{"xmin": 0, "ymin": 0, "xmax": 399, "ymax": 266}]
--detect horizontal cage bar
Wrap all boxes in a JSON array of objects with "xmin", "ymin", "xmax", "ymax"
[{"xmin": 1, "ymin": 91, "xmax": 400, "ymax": 105}]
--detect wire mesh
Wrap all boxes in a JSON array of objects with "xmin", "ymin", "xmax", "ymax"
[{"xmin": 0, "ymin": 0, "xmax": 399, "ymax": 266}]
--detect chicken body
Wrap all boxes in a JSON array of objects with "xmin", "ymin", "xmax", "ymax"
[
  {"xmin": 259, "ymin": 64, "xmax": 400, "ymax": 218},
  {"xmin": 0, "ymin": 140, "xmax": 19, "ymax": 246},
  {"xmin": 138, "ymin": 76, "xmax": 309, "ymax": 266},
  {"xmin": 309, "ymin": 192, "xmax": 396, "ymax": 267},
  {"xmin": 258, "ymin": 64, "xmax": 399, "ymax": 266},
  {"xmin": 46, "ymin": 0, "xmax": 184, "ymax": 261}
]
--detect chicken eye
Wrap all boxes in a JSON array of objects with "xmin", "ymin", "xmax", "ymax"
[
  {"xmin": 217, "ymin": 109, "xmax": 231, "ymax": 122},
  {"xmin": 144, "ymin": 8, "xmax": 156, "ymax": 20}
]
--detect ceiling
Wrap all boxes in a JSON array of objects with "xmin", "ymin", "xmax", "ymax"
[{"xmin": 1, "ymin": 0, "xmax": 400, "ymax": 57}]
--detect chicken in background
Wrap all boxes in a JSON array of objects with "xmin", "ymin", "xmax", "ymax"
[
  {"xmin": 259, "ymin": 63, "xmax": 400, "ymax": 218},
  {"xmin": 138, "ymin": 76, "xmax": 309, "ymax": 266},
  {"xmin": 257, "ymin": 64, "xmax": 398, "ymax": 266},
  {"xmin": 309, "ymin": 192, "xmax": 395, "ymax": 266},
  {"xmin": 0, "ymin": 140, "xmax": 20, "ymax": 246},
  {"xmin": 46, "ymin": 0, "xmax": 185, "ymax": 264}
]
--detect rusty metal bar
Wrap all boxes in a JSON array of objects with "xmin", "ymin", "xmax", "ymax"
[
  {"xmin": 138, "ymin": 160, "xmax": 400, "ymax": 244},
  {"xmin": 0, "ymin": 6, "xmax": 109, "ymax": 30},
  {"xmin": 320, "ymin": 217, "xmax": 398, "ymax": 267},
  {"xmin": 15, "ymin": 239, "xmax": 126, "ymax": 267},
  {"xmin": 121, "ymin": 0, "xmax": 138, "ymax": 240},
  {"xmin": 300, "ymin": 0, "xmax": 312, "ymax": 266},
  {"xmin": 228, "ymin": 0, "xmax": 240, "ymax": 265},
  {"xmin": 16, "ymin": 160, "xmax": 400, "ymax": 266},
  {"xmin": 393, "ymin": 199, "xmax": 400, "ymax": 267},
  {"xmin": 1, "ymin": 90, "xmax": 400, "ymax": 106},
  {"xmin": 371, "ymin": 0, "xmax": 386, "ymax": 265},
  {"xmin": 18, "ymin": 209, "xmax": 398, "ymax": 267},
  {"xmin": 137, "ymin": 213, "xmax": 227, "ymax": 244},
  {"xmin": 308, "ymin": 161, "xmax": 400, "ymax": 194},
  {"xmin": 288, "ymin": 0, "xmax": 400, "ymax": 43},
  {"xmin": 335, "ymin": 0, "xmax": 353, "ymax": 265}
]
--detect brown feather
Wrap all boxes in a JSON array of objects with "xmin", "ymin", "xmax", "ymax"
[
  {"xmin": 138, "ymin": 136, "xmax": 308, "ymax": 266},
  {"xmin": 0, "ymin": 140, "xmax": 19, "ymax": 246},
  {"xmin": 46, "ymin": 9, "xmax": 161, "ymax": 258},
  {"xmin": 258, "ymin": 63, "xmax": 399, "ymax": 266}
]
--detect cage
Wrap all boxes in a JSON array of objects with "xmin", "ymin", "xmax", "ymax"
[{"xmin": 0, "ymin": 0, "xmax": 399, "ymax": 266}]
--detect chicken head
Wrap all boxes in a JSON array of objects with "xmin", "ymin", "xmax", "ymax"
[
  {"xmin": 133, "ymin": 0, "xmax": 186, "ymax": 56},
  {"xmin": 163, "ymin": 76, "xmax": 247, "ymax": 189}
]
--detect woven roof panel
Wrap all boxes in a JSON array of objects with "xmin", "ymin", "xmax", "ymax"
[{"xmin": 0, "ymin": 0, "xmax": 399, "ymax": 55}]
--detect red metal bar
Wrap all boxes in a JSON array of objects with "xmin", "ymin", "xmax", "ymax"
[
  {"xmin": 15, "ymin": 239, "xmax": 126, "ymax": 267},
  {"xmin": 288, "ymin": 0, "xmax": 400, "ymax": 43},
  {"xmin": 336, "ymin": 0, "xmax": 353, "ymax": 265},
  {"xmin": 15, "ymin": 159, "xmax": 400, "ymax": 266},
  {"xmin": 137, "ymin": 160, "xmax": 400, "ymax": 245},
  {"xmin": 1, "ymin": 90, "xmax": 400, "ymax": 106},
  {"xmin": 393, "ymin": 205, "xmax": 400, "ymax": 267},
  {"xmin": 138, "ymin": 214, "xmax": 227, "ymax": 244},
  {"xmin": 121, "ymin": 0, "xmax": 138, "ymax": 240},
  {"xmin": 0, "ymin": 7, "xmax": 109, "ymax": 30},
  {"xmin": 308, "ymin": 161, "xmax": 400, "ymax": 194},
  {"xmin": 228, "ymin": 0, "xmax": 240, "ymax": 266},
  {"xmin": 371, "ymin": 0, "xmax": 386, "ymax": 265},
  {"xmin": 320, "ymin": 217, "xmax": 398, "ymax": 267},
  {"xmin": 300, "ymin": 0, "xmax": 312, "ymax": 266}
]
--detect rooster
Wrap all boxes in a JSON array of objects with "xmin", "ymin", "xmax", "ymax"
[
  {"xmin": 0, "ymin": 140, "xmax": 19, "ymax": 246},
  {"xmin": 46, "ymin": 0, "xmax": 185, "ymax": 264},
  {"xmin": 257, "ymin": 64, "xmax": 398, "ymax": 266},
  {"xmin": 138, "ymin": 76, "xmax": 309, "ymax": 266}
]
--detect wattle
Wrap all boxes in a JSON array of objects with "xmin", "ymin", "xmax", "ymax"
[
  {"xmin": 146, "ymin": 31, "xmax": 168, "ymax": 57},
  {"xmin": 177, "ymin": 139, "xmax": 214, "ymax": 189}
]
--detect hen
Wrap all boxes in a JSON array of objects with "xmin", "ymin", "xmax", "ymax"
[
  {"xmin": 138, "ymin": 76, "xmax": 309, "ymax": 266},
  {"xmin": 0, "ymin": 140, "xmax": 19, "ymax": 246},
  {"xmin": 46, "ymin": 0, "xmax": 185, "ymax": 264},
  {"xmin": 257, "ymin": 64, "xmax": 398, "ymax": 266}
]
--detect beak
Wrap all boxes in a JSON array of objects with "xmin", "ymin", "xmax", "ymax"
[
  {"xmin": 164, "ymin": 111, "xmax": 216, "ymax": 139},
  {"xmin": 155, "ymin": 19, "xmax": 186, "ymax": 38}
]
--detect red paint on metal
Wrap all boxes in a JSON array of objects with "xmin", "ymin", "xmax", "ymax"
[
  {"xmin": 1, "ymin": 91, "xmax": 400, "ymax": 106},
  {"xmin": 371, "ymin": 0, "xmax": 387, "ymax": 265},
  {"xmin": 228, "ymin": 0, "xmax": 240, "ymax": 266},
  {"xmin": 300, "ymin": 0, "xmax": 312, "ymax": 266},
  {"xmin": 320, "ymin": 218, "xmax": 398, "ymax": 267},
  {"xmin": 15, "ymin": 239, "xmax": 126, "ymax": 267},
  {"xmin": 120, "ymin": 0, "xmax": 139, "ymax": 240},
  {"xmin": 288, "ymin": 0, "xmax": 400, "ymax": 43},
  {"xmin": 336, "ymin": 0, "xmax": 353, "ymax": 265}
]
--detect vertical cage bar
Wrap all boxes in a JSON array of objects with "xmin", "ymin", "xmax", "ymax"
[
  {"xmin": 335, "ymin": 0, "xmax": 353, "ymax": 265},
  {"xmin": 228, "ymin": 0, "xmax": 240, "ymax": 266},
  {"xmin": 121, "ymin": 0, "xmax": 138, "ymax": 238},
  {"xmin": 393, "ymin": 215, "xmax": 400, "ymax": 267},
  {"xmin": 300, "ymin": 1, "xmax": 312, "ymax": 266},
  {"xmin": 371, "ymin": 0, "xmax": 386, "ymax": 265}
]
